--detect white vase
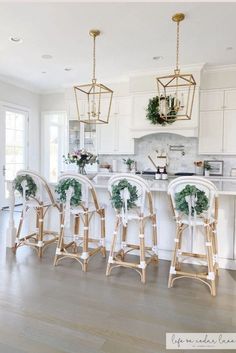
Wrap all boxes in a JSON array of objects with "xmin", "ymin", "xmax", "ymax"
[{"xmin": 205, "ymin": 170, "xmax": 210, "ymax": 177}]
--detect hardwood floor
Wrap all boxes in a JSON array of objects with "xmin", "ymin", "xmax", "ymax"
[{"xmin": 0, "ymin": 211, "xmax": 236, "ymax": 353}]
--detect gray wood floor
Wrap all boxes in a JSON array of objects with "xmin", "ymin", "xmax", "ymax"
[{"xmin": 0, "ymin": 211, "xmax": 236, "ymax": 353}]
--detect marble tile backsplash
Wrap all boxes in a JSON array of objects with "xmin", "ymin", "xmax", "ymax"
[{"xmin": 98, "ymin": 133, "xmax": 236, "ymax": 176}]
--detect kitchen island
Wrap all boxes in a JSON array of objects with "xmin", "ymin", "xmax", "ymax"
[{"xmin": 7, "ymin": 174, "xmax": 236, "ymax": 270}]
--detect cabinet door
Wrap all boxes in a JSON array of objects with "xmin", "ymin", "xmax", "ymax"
[
  {"xmin": 117, "ymin": 115, "xmax": 134, "ymax": 154},
  {"xmin": 200, "ymin": 90, "xmax": 224, "ymax": 111},
  {"xmin": 223, "ymin": 110, "xmax": 236, "ymax": 153},
  {"xmin": 199, "ymin": 111, "xmax": 223, "ymax": 154},
  {"xmin": 224, "ymin": 89, "xmax": 236, "ymax": 110},
  {"xmin": 97, "ymin": 115, "xmax": 117, "ymax": 154}
]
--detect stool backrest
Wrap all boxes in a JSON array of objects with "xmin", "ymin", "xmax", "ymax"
[
  {"xmin": 58, "ymin": 173, "xmax": 99, "ymax": 209},
  {"xmin": 168, "ymin": 176, "xmax": 218, "ymax": 221},
  {"xmin": 108, "ymin": 173, "xmax": 154, "ymax": 214},
  {"xmin": 16, "ymin": 169, "xmax": 55, "ymax": 205}
]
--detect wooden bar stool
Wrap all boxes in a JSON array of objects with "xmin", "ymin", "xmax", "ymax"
[
  {"xmin": 106, "ymin": 174, "xmax": 158, "ymax": 283},
  {"xmin": 54, "ymin": 173, "xmax": 106, "ymax": 272},
  {"xmin": 13, "ymin": 170, "xmax": 59, "ymax": 258},
  {"xmin": 167, "ymin": 176, "xmax": 219, "ymax": 296}
]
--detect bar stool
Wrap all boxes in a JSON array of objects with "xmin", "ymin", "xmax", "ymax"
[
  {"xmin": 54, "ymin": 173, "xmax": 106, "ymax": 271},
  {"xmin": 106, "ymin": 174, "xmax": 158, "ymax": 283},
  {"xmin": 14, "ymin": 170, "xmax": 59, "ymax": 258},
  {"xmin": 167, "ymin": 176, "xmax": 219, "ymax": 296}
]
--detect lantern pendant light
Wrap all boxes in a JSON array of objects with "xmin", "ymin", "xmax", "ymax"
[
  {"xmin": 156, "ymin": 13, "xmax": 196, "ymax": 121},
  {"xmin": 74, "ymin": 30, "xmax": 113, "ymax": 124}
]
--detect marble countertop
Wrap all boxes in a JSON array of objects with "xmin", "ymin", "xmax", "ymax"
[{"xmin": 92, "ymin": 174, "xmax": 236, "ymax": 196}]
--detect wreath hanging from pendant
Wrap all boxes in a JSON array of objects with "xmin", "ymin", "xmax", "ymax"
[{"xmin": 146, "ymin": 96, "xmax": 178, "ymax": 126}]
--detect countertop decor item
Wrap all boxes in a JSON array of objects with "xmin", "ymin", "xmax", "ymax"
[
  {"xmin": 74, "ymin": 29, "xmax": 113, "ymax": 124},
  {"xmin": 123, "ymin": 158, "xmax": 136, "ymax": 172},
  {"xmin": 194, "ymin": 160, "xmax": 203, "ymax": 175},
  {"xmin": 14, "ymin": 174, "xmax": 37, "ymax": 199},
  {"xmin": 55, "ymin": 178, "xmax": 82, "ymax": 207},
  {"xmin": 156, "ymin": 13, "xmax": 196, "ymax": 121},
  {"xmin": 63, "ymin": 149, "xmax": 97, "ymax": 175},
  {"xmin": 146, "ymin": 96, "xmax": 177, "ymax": 125},
  {"xmin": 175, "ymin": 184, "xmax": 209, "ymax": 216},
  {"xmin": 111, "ymin": 179, "xmax": 138, "ymax": 210}
]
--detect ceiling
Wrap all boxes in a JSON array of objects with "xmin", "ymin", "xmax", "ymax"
[{"xmin": 0, "ymin": 2, "xmax": 235, "ymax": 93}]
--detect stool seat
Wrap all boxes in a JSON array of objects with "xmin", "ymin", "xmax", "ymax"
[{"xmin": 179, "ymin": 215, "xmax": 216, "ymax": 226}]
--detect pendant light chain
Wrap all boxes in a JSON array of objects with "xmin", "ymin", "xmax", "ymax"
[
  {"xmin": 176, "ymin": 20, "xmax": 180, "ymax": 71},
  {"xmin": 92, "ymin": 34, "xmax": 96, "ymax": 81}
]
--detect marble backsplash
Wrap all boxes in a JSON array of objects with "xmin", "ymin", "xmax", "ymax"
[{"xmin": 98, "ymin": 133, "xmax": 236, "ymax": 176}]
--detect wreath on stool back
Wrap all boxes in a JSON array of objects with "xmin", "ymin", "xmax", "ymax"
[
  {"xmin": 111, "ymin": 179, "xmax": 138, "ymax": 210},
  {"xmin": 175, "ymin": 185, "xmax": 209, "ymax": 216},
  {"xmin": 55, "ymin": 178, "xmax": 82, "ymax": 207},
  {"xmin": 14, "ymin": 174, "xmax": 37, "ymax": 199}
]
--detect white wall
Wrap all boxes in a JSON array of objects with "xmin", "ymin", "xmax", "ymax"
[
  {"xmin": 201, "ymin": 66, "xmax": 236, "ymax": 89},
  {"xmin": 0, "ymin": 80, "xmax": 40, "ymax": 171},
  {"xmin": 40, "ymin": 92, "xmax": 66, "ymax": 111}
]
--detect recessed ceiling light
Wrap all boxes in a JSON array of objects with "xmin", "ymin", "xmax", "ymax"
[
  {"xmin": 41, "ymin": 54, "xmax": 53, "ymax": 59},
  {"xmin": 41, "ymin": 71, "xmax": 47, "ymax": 74},
  {"xmin": 9, "ymin": 36, "xmax": 23, "ymax": 43},
  {"xmin": 64, "ymin": 67, "xmax": 72, "ymax": 71},
  {"xmin": 153, "ymin": 56, "xmax": 163, "ymax": 61},
  {"xmin": 226, "ymin": 46, "xmax": 233, "ymax": 51}
]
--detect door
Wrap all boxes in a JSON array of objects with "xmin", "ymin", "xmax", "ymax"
[{"xmin": 0, "ymin": 107, "xmax": 29, "ymax": 207}]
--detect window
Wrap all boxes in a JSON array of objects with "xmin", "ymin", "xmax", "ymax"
[{"xmin": 42, "ymin": 112, "xmax": 68, "ymax": 183}]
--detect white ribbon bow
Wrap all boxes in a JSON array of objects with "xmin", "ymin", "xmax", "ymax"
[
  {"xmin": 64, "ymin": 186, "xmax": 74, "ymax": 229},
  {"xmin": 120, "ymin": 187, "xmax": 130, "ymax": 226},
  {"xmin": 185, "ymin": 194, "xmax": 198, "ymax": 239},
  {"xmin": 21, "ymin": 180, "xmax": 28, "ymax": 217}
]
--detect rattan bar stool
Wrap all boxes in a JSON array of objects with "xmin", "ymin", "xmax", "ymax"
[
  {"xmin": 54, "ymin": 173, "xmax": 106, "ymax": 272},
  {"xmin": 106, "ymin": 174, "xmax": 158, "ymax": 283},
  {"xmin": 14, "ymin": 170, "xmax": 59, "ymax": 258},
  {"xmin": 167, "ymin": 176, "xmax": 219, "ymax": 296}
]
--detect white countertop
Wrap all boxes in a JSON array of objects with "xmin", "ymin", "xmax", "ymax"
[{"xmin": 92, "ymin": 174, "xmax": 236, "ymax": 196}]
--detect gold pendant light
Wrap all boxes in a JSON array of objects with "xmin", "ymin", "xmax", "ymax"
[
  {"xmin": 74, "ymin": 30, "xmax": 113, "ymax": 124},
  {"xmin": 156, "ymin": 13, "xmax": 196, "ymax": 121}
]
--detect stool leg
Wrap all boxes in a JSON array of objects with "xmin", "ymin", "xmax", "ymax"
[
  {"xmin": 205, "ymin": 222, "xmax": 216, "ymax": 296},
  {"xmin": 54, "ymin": 211, "xmax": 65, "ymax": 266},
  {"xmin": 168, "ymin": 223, "xmax": 182, "ymax": 288},
  {"xmin": 73, "ymin": 215, "xmax": 80, "ymax": 253},
  {"xmin": 38, "ymin": 206, "xmax": 44, "ymax": 258},
  {"xmin": 139, "ymin": 214, "xmax": 146, "ymax": 284},
  {"xmin": 82, "ymin": 211, "xmax": 89, "ymax": 272},
  {"xmin": 14, "ymin": 210, "xmax": 24, "ymax": 253},
  {"xmin": 212, "ymin": 223, "xmax": 219, "ymax": 275},
  {"xmin": 151, "ymin": 213, "xmax": 158, "ymax": 263},
  {"xmin": 100, "ymin": 209, "xmax": 106, "ymax": 258},
  {"xmin": 120, "ymin": 224, "xmax": 127, "ymax": 261},
  {"xmin": 106, "ymin": 216, "xmax": 120, "ymax": 276}
]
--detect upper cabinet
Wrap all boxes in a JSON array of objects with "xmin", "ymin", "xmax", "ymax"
[
  {"xmin": 97, "ymin": 97, "xmax": 134, "ymax": 155},
  {"xmin": 199, "ymin": 89, "xmax": 236, "ymax": 154}
]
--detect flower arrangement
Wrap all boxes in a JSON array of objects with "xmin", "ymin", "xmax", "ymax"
[{"xmin": 63, "ymin": 149, "xmax": 97, "ymax": 174}]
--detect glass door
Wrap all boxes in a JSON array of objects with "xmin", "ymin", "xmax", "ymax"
[{"xmin": 0, "ymin": 107, "xmax": 29, "ymax": 207}]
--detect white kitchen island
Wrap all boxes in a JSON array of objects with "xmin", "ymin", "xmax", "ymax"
[{"xmin": 7, "ymin": 175, "xmax": 236, "ymax": 270}]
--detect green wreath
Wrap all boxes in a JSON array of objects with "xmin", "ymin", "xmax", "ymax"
[
  {"xmin": 175, "ymin": 185, "xmax": 209, "ymax": 216},
  {"xmin": 111, "ymin": 179, "xmax": 139, "ymax": 210},
  {"xmin": 146, "ymin": 96, "xmax": 177, "ymax": 126},
  {"xmin": 14, "ymin": 174, "xmax": 37, "ymax": 199},
  {"xmin": 55, "ymin": 178, "xmax": 82, "ymax": 207}
]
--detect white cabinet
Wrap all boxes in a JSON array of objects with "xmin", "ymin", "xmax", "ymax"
[
  {"xmin": 97, "ymin": 97, "xmax": 134, "ymax": 155},
  {"xmin": 200, "ymin": 90, "xmax": 224, "ymax": 111},
  {"xmin": 223, "ymin": 110, "xmax": 236, "ymax": 153},
  {"xmin": 199, "ymin": 111, "xmax": 223, "ymax": 154},
  {"xmin": 199, "ymin": 89, "xmax": 236, "ymax": 154}
]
